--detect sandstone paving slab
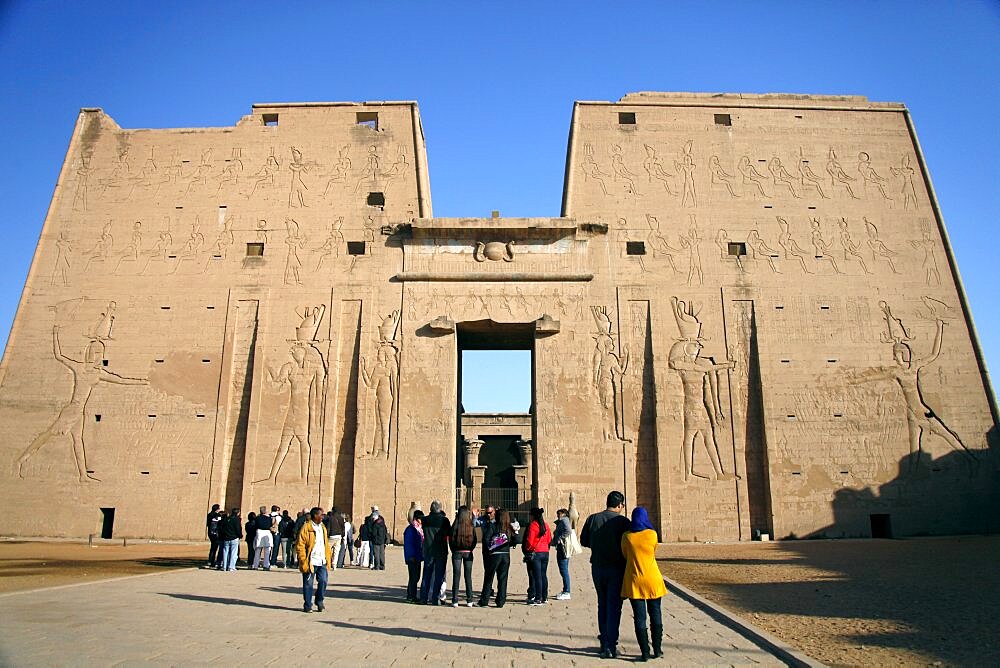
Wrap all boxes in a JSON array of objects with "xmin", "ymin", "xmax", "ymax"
[{"xmin": 0, "ymin": 548, "xmax": 789, "ymax": 666}]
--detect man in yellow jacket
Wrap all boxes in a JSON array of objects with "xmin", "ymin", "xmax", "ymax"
[{"xmin": 295, "ymin": 507, "xmax": 333, "ymax": 613}]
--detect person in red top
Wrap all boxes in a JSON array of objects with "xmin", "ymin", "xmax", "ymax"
[{"xmin": 522, "ymin": 507, "xmax": 552, "ymax": 605}]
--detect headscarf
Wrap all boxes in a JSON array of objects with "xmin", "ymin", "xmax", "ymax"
[
  {"xmin": 630, "ymin": 506, "xmax": 655, "ymax": 533},
  {"xmin": 411, "ymin": 518, "xmax": 424, "ymax": 539}
]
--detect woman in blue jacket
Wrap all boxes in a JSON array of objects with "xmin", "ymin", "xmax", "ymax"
[{"xmin": 403, "ymin": 510, "xmax": 425, "ymax": 603}]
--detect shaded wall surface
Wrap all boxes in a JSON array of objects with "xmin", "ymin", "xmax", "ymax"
[{"xmin": 0, "ymin": 93, "xmax": 995, "ymax": 541}]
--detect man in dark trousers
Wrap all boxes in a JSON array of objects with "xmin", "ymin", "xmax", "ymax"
[
  {"xmin": 368, "ymin": 508, "xmax": 389, "ymax": 571},
  {"xmin": 205, "ymin": 504, "xmax": 223, "ymax": 568},
  {"xmin": 580, "ymin": 490, "xmax": 630, "ymax": 659},
  {"xmin": 324, "ymin": 506, "xmax": 345, "ymax": 571},
  {"xmin": 419, "ymin": 500, "xmax": 451, "ymax": 604}
]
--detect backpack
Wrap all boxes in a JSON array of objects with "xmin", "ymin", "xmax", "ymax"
[
  {"xmin": 207, "ymin": 516, "xmax": 221, "ymax": 537},
  {"xmin": 256, "ymin": 514, "xmax": 273, "ymax": 531}
]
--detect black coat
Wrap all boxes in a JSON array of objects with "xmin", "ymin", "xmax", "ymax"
[
  {"xmin": 219, "ymin": 515, "xmax": 243, "ymax": 541},
  {"xmin": 368, "ymin": 517, "xmax": 389, "ymax": 546},
  {"xmin": 422, "ymin": 511, "xmax": 452, "ymax": 558}
]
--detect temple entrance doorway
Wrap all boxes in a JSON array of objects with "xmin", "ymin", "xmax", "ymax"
[{"xmin": 455, "ymin": 320, "xmax": 535, "ymax": 525}]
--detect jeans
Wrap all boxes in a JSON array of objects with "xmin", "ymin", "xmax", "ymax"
[
  {"xmin": 269, "ymin": 534, "xmax": 280, "ymax": 566},
  {"xmin": 339, "ymin": 538, "xmax": 353, "ymax": 567},
  {"xmin": 557, "ymin": 556, "xmax": 571, "ymax": 593},
  {"xmin": 526, "ymin": 551, "xmax": 550, "ymax": 602},
  {"xmin": 301, "ymin": 565, "xmax": 328, "ymax": 610},
  {"xmin": 371, "ymin": 543, "xmax": 386, "ymax": 570},
  {"xmin": 330, "ymin": 536, "xmax": 343, "ymax": 570},
  {"xmin": 281, "ymin": 538, "xmax": 295, "ymax": 568},
  {"xmin": 221, "ymin": 538, "xmax": 239, "ymax": 571},
  {"xmin": 592, "ymin": 564, "xmax": 626, "ymax": 650},
  {"xmin": 451, "ymin": 551, "xmax": 474, "ymax": 603},
  {"xmin": 629, "ymin": 597, "xmax": 663, "ymax": 629},
  {"xmin": 479, "ymin": 552, "xmax": 511, "ymax": 606},
  {"xmin": 420, "ymin": 555, "xmax": 446, "ymax": 603},
  {"xmin": 406, "ymin": 559, "xmax": 422, "ymax": 600}
]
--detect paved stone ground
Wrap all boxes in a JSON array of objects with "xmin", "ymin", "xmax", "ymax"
[{"xmin": 0, "ymin": 547, "xmax": 787, "ymax": 666}]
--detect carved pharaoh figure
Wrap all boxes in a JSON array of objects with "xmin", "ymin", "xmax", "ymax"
[
  {"xmin": 17, "ymin": 325, "xmax": 147, "ymax": 483},
  {"xmin": 288, "ymin": 146, "xmax": 309, "ymax": 207},
  {"xmin": 890, "ymin": 155, "xmax": 918, "ymax": 210},
  {"xmin": 669, "ymin": 297, "xmax": 737, "ymax": 482},
  {"xmin": 361, "ymin": 343, "xmax": 398, "ymax": 459},
  {"xmin": 591, "ymin": 306, "xmax": 629, "ymax": 442}
]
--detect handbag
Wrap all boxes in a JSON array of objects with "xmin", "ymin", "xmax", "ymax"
[
  {"xmin": 488, "ymin": 532, "xmax": 509, "ymax": 552},
  {"xmin": 562, "ymin": 530, "xmax": 584, "ymax": 557}
]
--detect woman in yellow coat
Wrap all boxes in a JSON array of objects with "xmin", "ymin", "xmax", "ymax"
[{"xmin": 621, "ymin": 506, "xmax": 666, "ymax": 661}]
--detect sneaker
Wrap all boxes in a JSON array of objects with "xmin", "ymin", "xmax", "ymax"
[
  {"xmin": 466, "ymin": 601, "xmax": 476, "ymax": 607},
  {"xmin": 476, "ymin": 601, "xmax": 489, "ymax": 607},
  {"xmin": 555, "ymin": 592, "xmax": 571, "ymax": 600},
  {"xmin": 530, "ymin": 600, "xmax": 544, "ymax": 606},
  {"xmin": 316, "ymin": 602, "xmax": 325, "ymax": 612},
  {"xmin": 526, "ymin": 598, "xmax": 537, "ymax": 605},
  {"xmin": 451, "ymin": 602, "xmax": 459, "ymax": 607},
  {"xmin": 303, "ymin": 606, "xmax": 312, "ymax": 613}
]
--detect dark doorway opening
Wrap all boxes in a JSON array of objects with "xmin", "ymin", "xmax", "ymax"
[
  {"xmin": 100, "ymin": 507, "xmax": 116, "ymax": 539},
  {"xmin": 870, "ymin": 513, "xmax": 893, "ymax": 539}
]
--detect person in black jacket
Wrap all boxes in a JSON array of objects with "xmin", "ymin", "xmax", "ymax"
[
  {"xmin": 206, "ymin": 504, "xmax": 223, "ymax": 568},
  {"xmin": 368, "ymin": 509, "xmax": 389, "ymax": 570},
  {"xmin": 244, "ymin": 512, "xmax": 257, "ymax": 570},
  {"xmin": 218, "ymin": 508, "xmax": 243, "ymax": 571},
  {"xmin": 419, "ymin": 500, "xmax": 451, "ymax": 604},
  {"xmin": 477, "ymin": 508, "xmax": 518, "ymax": 608},
  {"xmin": 324, "ymin": 507, "xmax": 345, "ymax": 571},
  {"xmin": 580, "ymin": 490, "xmax": 630, "ymax": 659}
]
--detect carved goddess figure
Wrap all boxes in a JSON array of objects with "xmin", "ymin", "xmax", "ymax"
[
  {"xmin": 83, "ymin": 222, "xmax": 114, "ymax": 272},
  {"xmin": 776, "ymin": 217, "xmax": 812, "ymax": 274},
  {"xmin": 256, "ymin": 343, "xmax": 326, "ymax": 483},
  {"xmin": 709, "ymin": 155, "xmax": 739, "ymax": 197},
  {"xmin": 113, "ymin": 221, "xmax": 143, "ymax": 273},
  {"xmin": 17, "ymin": 326, "xmax": 147, "ymax": 482},
  {"xmin": 747, "ymin": 227, "xmax": 781, "ymax": 273},
  {"xmin": 857, "ymin": 152, "xmax": 893, "ymax": 201},
  {"xmin": 610, "ymin": 145, "xmax": 638, "ymax": 195},
  {"xmin": 361, "ymin": 343, "xmax": 398, "ymax": 458},
  {"xmin": 826, "ymin": 147, "xmax": 859, "ymax": 199},
  {"xmin": 642, "ymin": 144, "xmax": 677, "ymax": 195},
  {"xmin": 838, "ymin": 218, "xmax": 872, "ymax": 274},
  {"xmin": 592, "ymin": 333, "xmax": 629, "ymax": 442},
  {"xmin": 51, "ymin": 231, "xmax": 73, "ymax": 286},
  {"xmin": 910, "ymin": 229, "xmax": 941, "ymax": 286},
  {"xmin": 246, "ymin": 149, "xmax": 280, "ymax": 198},
  {"xmin": 864, "ymin": 218, "xmax": 899, "ymax": 273},
  {"xmin": 313, "ymin": 217, "xmax": 345, "ymax": 270},
  {"xmin": 768, "ymin": 156, "xmax": 799, "ymax": 198},
  {"xmin": 678, "ymin": 221, "xmax": 704, "ymax": 286},
  {"xmin": 288, "ymin": 147, "xmax": 309, "ymax": 207},
  {"xmin": 645, "ymin": 215, "xmax": 681, "ymax": 274},
  {"xmin": 283, "ymin": 218, "xmax": 305, "ymax": 285},
  {"xmin": 580, "ymin": 144, "xmax": 610, "ymax": 195},
  {"xmin": 674, "ymin": 141, "xmax": 697, "ymax": 207},
  {"xmin": 737, "ymin": 156, "xmax": 768, "ymax": 197},
  {"xmin": 810, "ymin": 217, "xmax": 842, "ymax": 274},
  {"xmin": 797, "ymin": 152, "xmax": 828, "ymax": 198}
]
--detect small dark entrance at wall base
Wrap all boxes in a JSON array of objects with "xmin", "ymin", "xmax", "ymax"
[
  {"xmin": 870, "ymin": 513, "xmax": 892, "ymax": 539},
  {"xmin": 100, "ymin": 507, "xmax": 116, "ymax": 539}
]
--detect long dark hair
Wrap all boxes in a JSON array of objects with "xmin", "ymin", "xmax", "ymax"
[
  {"xmin": 529, "ymin": 507, "xmax": 547, "ymax": 537},
  {"xmin": 454, "ymin": 507, "xmax": 474, "ymax": 546},
  {"xmin": 498, "ymin": 509, "xmax": 514, "ymax": 537}
]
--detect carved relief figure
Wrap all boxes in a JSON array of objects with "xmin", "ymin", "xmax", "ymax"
[
  {"xmin": 17, "ymin": 325, "xmax": 148, "ymax": 482},
  {"xmin": 113, "ymin": 221, "xmax": 143, "ymax": 273},
  {"xmin": 288, "ymin": 147, "xmax": 310, "ymax": 207},
  {"xmin": 474, "ymin": 241, "xmax": 515, "ymax": 262},
  {"xmin": 323, "ymin": 145, "xmax": 352, "ymax": 197},
  {"xmin": 355, "ymin": 145, "xmax": 381, "ymax": 193},
  {"xmin": 580, "ymin": 143, "xmax": 610, "ymax": 195},
  {"xmin": 256, "ymin": 342, "xmax": 327, "ymax": 483},
  {"xmin": 51, "ymin": 231, "xmax": 73, "ymax": 286},
  {"xmin": 184, "ymin": 149, "xmax": 213, "ymax": 195},
  {"xmin": 826, "ymin": 148, "xmax": 859, "ymax": 199},
  {"xmin": 669, "ymin": 297, "xmax": 736, "ymax": 481},
  {"xmin": 295, "ymin": 304, "xmax": 326, "ymax": 342},
  {"xmin": 738, "ymin": 156, "xmax": 769, "ymax": 198},
  {"xmin": 678, "ymin": 217, "xmax": 704, "ymax": 286},
  {"xmin": 283, "ymin": 218, "xmax": 305, "ymax": 285},
  {"xmin": 838, "ymin": 218, "xmax": 872, "ymax": 274},
  {"xmin": 797, "ymin": 151, "xmax": 828, "ymax": 198},
  {"xmin": 810, "ymin": 217, "xmax": 842, "ymax": 274},
  {"xmin": 84, "ymin": 222, "xmax": 114, "ymax": 272},
  {"xmin": 361, "ymin": 337, "xmax": 399, "ymax": 459},
  {"xmin": 890, "ymin": 155, "xmax": 918, "ymax": 210},
  {"xmin": 709, "ymin": 155, "xmax": 739, "ymax": 197},
  {"xmin": 170, "ymin": 219, "xmax": 205, "ymax": 274},
  {"xmin": 747, "ymin": 226, "xmax": 781, "ymax": 273},
  {"xmin": 768, "ymin": 156, "xmax": 799, "ymax": 198},
  {"xmin": 910, "ymin": 228, "xmax": 941, "ymax": 286},
  {"xmin": 72, "ymin": 154, "xmax": 91, "ymax": 211},
  {"xmin": 857, "ymin": 152, "xmax": 893, "ymax": 201},
  {"xmin": 642, "ymin": 144, "xmax": 677, "ymax": 195},
  {"xmin": 90, "ymin": 301, "xmax": 116, "ymax": 341},
  {"xmin": 382, "ymin": 147, "xmax": 409, "ymax": 184},
  {"xmin": 246, "ymin": 148, "xmax": 280, "ymax": 198},
  {"xmin": 610, "ymin": 144, "xmax": 638, "ymax": 195},
  {"xmin": 674, "ymin": 140, "xmax": 697, "ymax": 206},
  {"xmin": 645, "ymin": 215, "xmax": 681, "ymax": 274},
  {"xmin": 591, "ymin": 306, "xmax": 629, "ymax": 442},
  {"xmin": 209, "ymin": 216, "xmax": 235, "ymax": 260},
  {"xmin": 140, "ymin": 227, "xmax": 173, "ymax": 275},
  {"xmin": 850, "ymin": 301, "xmax": 975, "ymax": 469},
  {"xmin": 313, "ymin": 217, "xmax": 344, "ymax": 270},
  {"xmin": 864, "ymin": 218, "xmax": 899, "ymax": 273},
  {"xmin": 777, "ymin": 217, "xmax": 812, "ymax": 273}
]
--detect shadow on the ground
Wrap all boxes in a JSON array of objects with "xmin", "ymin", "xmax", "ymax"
[
  {"xmin": 136, "ymin": 557, "xmax": 204, "ymax": 569},
  {"xmin": 158, "ymin": 592, "xmax": 295, "ymax": 612},
  {"xmin": 259, "ymin": 582, "xmax": 410, "ymax": 602},
  {"xmin": 319, "ymin": 619, "xmax": 585, "ymax": 656}
]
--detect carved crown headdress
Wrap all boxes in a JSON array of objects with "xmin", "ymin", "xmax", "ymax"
[{"xmin": 671, "ymin": 296, "xmax": 703, "ymax": 341}]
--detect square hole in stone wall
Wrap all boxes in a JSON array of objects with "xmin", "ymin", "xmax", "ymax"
[
  {"xmin": 728, "ymin": 242, "xmax": 747, "ymax": 257},
  {"xmin": 262, "ymin": 113, "xmax": 278, "ymax": 126},
  {"xmin": 618, "ymin": 112, "xmax": 636, "ymax": 125},
  {"xmin": 714, "ymin": 113, "xmax": 732, "ymax": 126},
  {"xmin": 347, "ymin": 241, "xmax": 366, "ymax": 255},
  {"xmin": 626, "ymin": 241, "xmax": 646, "ymax": 255},
  {"xmin": 246, "ymin": 242, "xmax": 264, "ymax": 257},
  {"xmin": 356, "ymin": 111, "xmax": 378, "ymax": 130},
  {"xmin": 367, "ymin": 192, "xmax": 385, "ymax": 207}
]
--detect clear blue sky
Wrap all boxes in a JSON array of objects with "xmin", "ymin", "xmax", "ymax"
[{"xmin": 1, "ymin": 2, "xmax": 997, "ymax": 412}]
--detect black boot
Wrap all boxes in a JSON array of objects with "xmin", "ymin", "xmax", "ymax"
[
  {"xmin": 634, "ymin": 625, "xmax": 650, "ymax": 662},
  {"xmin": 651, "ymin": 624, "xmax": 663, "ymax": 659}
]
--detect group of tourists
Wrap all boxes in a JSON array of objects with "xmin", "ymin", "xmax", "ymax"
[{"xmin": 204, "ymin": 488, "xmax": 667, "ymax": 661}]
